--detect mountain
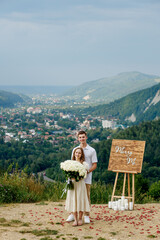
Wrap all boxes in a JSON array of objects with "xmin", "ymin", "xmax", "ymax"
[
  {"xmin": 63, "ymin": 71, "xmax": 160, "ymax": 103},
  {"xmin": 0, "ymin": 90, "xmax": 24, "ymax": 107},
  {"xmin": 82, "ymin": 83, "xmax": 160, "ymax": 124},
  {"xmin": 0, "ymin": 85, "xmax": 73, "ymax": 95}
]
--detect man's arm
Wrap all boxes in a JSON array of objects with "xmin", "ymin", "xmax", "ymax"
[{"xmin": 88, "ymin": 162, "xmax": 97, "ymax": 173}]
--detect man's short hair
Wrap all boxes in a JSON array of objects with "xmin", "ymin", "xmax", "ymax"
[{"xmin": 78, "ymin": 130, "xmax": 87, "ymax": 136}]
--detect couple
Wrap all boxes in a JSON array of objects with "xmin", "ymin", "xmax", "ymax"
[{"xmin": 65, "ymin": 130, "xmax": 98, "ymax": 226}]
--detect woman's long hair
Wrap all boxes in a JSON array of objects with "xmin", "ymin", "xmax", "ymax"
[{"xmin": 72, "ymin": 147, "xmax": 85, "ymax": 163}]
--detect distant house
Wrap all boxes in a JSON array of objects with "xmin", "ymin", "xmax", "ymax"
[
  {"xmin": 6, "ymin": 132, "xmax": 14, "ymax": 137},
  {"xmin": 0, "ymin": 125, "xmax": 8, "ymax": 129},
  {"xmin": 46, "ymin": 122, "xmax": 50, "ymax": 127},
  {"xmin": 29, "ymin": 129, "xmax": 36, "ymax": 135},
  {"xmin": 27, "ymin": 107, "xmax": 42, "ymax": 114},
  {"xmin": 62, "ymin": 114, "xmax": 70, "ymax": 119},
  {"xmin": 91, "ymin": 138, "xmax": 100, "ymax": 143},
  {"xmin": 4, "ymin": 135, "xmax": 11, "ymax": 143},
  {"xmin": 27, "ymin": 107, "xmax": 34, "ymax": 113},
  {"xmin": 67, "ymin": 134, "xmax": 73, "ymax": 138},
  {"xmin": 56, "ymin": 136, "xmax": 65, "ymax": 139},
  {"xmin": 102, "ymin": 120, "xmax": 116, "ymax": 129},
  {"xmin": 81, "ymin": 119, "xmax": 90, "ymax": 129},
  {"xmin": 33, "ymin": 107, "xmax": 42, "ymax": 114}
]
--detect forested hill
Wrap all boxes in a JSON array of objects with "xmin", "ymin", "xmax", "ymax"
[
  {"xmin": 0, "ymin": 90, "xmax": 24, "ymax": 107},
  {"xmin": 0, "ymin": 118, "xmax": 160, "ymax": 186},
  {"xmin": 82, "ymin": 83, "xmax": 160, "ymax": 124},
  {"xmin": 92, "ymin": 118, "xmax": 160, "ymax": 185},
  {"xmin": 63, "ymin": 71, "xmax": 160, "ymax": 103}
]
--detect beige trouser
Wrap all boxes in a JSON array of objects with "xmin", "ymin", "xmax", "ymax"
[{"xmin": 84, "ymin": 183, "xmax": 91, "ymax": 216}]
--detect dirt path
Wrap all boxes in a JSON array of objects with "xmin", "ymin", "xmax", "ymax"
[{"xmin": 0, "ymin": 201, "xmax": 160, "ymax": 240}]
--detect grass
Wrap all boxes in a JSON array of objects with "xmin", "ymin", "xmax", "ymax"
[
  {"xmin": 20, "ymin": 213, "xmax": 25, "ymax": 216},
  {"xmin": 0, "ymin": 218, "xmax": 30, "ymax": 228},
  {"xmin": 36, "ymin": 201, "xmax": 48, "ymax": 205},
  {"xmin": 0, "ymin": 170, "xmax": 66, "ymax": 203},
  {"xmin": 1, "ymin": 168, "xmax": 160, "ymax": 204},
  {"xmin": 97, "ymin": 238, "xmax": 107, "ymax": 240},
  {"xmin": 57, "ymin": 203, "xmax": 63, "ymax": 206},
  {"xmin": 0, "ymin": 218, "xmax": 6, "ymax": 223},
  {"xmin": 84, "ymin": 237, "xmax": 93, "ymax": 239},
  {"xmin": 110, "ymin": 232, "xmax": 117, "ymax": 236},
  {"xmin": 40, "ymin": 237, "xmax": 53, "ymax": 240},
  {"xmin": 55, "ymin": 235, "xmax": 65, "ymax": 239},
  {"xmin": 147, "ymin": 235, "xmax": 157, "ymax": 238},
  {"xmin": 19, "ymin": 229, "xmax": 58, "ymax": 236},
  {"xmin": 11, "ymin": 219, "xmax": 22, "ymax": 224},
  {"xmin": 21, "ymin": 222, "xmax": 30, "ymax": 227}
]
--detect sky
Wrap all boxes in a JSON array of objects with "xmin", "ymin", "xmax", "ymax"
[{"xmin": 0, "ymin": 0, "xmax": 160, "ymax": 86}]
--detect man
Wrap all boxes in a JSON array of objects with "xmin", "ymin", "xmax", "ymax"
[{"xmin": 66, "ymin": 130, "xmax": 98, "ymax": 224}]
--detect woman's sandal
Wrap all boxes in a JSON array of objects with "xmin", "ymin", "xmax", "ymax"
[
  {"xmin": 72, "ymin": 221, "xmax": 78, "ymax": 227},
  {"xmin": 78, "ymin": 220, "xmax": 83, "ymax": 226}
]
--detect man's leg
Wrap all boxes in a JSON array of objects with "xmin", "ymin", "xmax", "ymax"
[{"xmin": 84, "ymin": 184, "xmax": 91, "ymax": 223}]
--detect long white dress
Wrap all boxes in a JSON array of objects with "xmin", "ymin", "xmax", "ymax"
[{"xmin": 65, "ymin": 178, "xmax": 90, "ymax": 212}]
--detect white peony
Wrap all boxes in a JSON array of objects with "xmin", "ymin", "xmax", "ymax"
[{"xmin": 60, "ymin": 160, "xmax": 88, "ymax": 179}]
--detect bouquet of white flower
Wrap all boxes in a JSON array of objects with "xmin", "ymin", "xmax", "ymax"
[{"xmin": 60, "ymin": 160, "xmax": 89, "ymax": 190}]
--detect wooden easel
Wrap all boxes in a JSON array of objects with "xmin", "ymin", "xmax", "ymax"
[
  {"xmin": 108, "ymin": 139, "xmax": 146, "ymax": 210},
  {"xmin": 111, "ymin": 170, "xmax": 137, "ymax": 209}
]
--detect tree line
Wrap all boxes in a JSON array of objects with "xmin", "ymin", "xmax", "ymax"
[{"xmin": 0, "ymin": 119, "xmax": 160, "ymax": 186}]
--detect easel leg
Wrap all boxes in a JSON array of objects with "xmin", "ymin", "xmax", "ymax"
[
  {"xmin": 122, "ymin": 173, "xmax": 126, "ymax": 196},
  {"xmin": 111, "ymin": 172, "xmax": 119, "ymax": 202},
  {"xmin": 128, "ymin": 173, "xmax": 130, "ymax": 203},
  {"xmin": 132, "ymin": 173, "xmax": 135, "ymax": 209}
]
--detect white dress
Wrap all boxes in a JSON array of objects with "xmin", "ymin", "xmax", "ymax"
[{"xmin": 65, "ymin": 178, "xmax": 90, "ymax": 212}]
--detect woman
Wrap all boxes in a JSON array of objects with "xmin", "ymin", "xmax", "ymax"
[{"xmin": 65, "ymin": 147, "xmax": 90, "ymax": 226}]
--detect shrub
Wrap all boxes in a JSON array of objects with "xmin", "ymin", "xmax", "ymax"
[
  {"xmin": 90, "ymin": 181, "xmax": 112, "ymax": 204},
  {"xmin": 135, "ymin": 174, "xmax": 150, "ymax": 203},
  {"xmin": 0, "ymin": 171, "xmax": 45, "ymax": 203},
  {"xmin": 149, "ymin": 181, "xmax": 160, "ymax": 200},
  {"xmin": 0, "ymin": 184, "xmax": 20, "ymax": 203},
  {"xmin": 43, "ymin": 181, "xmax": 65, "ymax": 201},
  {"xmin": 0, "ymin": 168, "xmax": 159, "ymax": 204}
]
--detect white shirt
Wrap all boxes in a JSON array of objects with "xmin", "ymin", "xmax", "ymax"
[{"xmin": 71, "ymin": 144, "xmax": 98, "ymax": 184}]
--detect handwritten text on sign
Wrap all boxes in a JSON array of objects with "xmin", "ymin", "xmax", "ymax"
[
  {"xmin": 115, "ymin": 146, "xmax": 136, "ymax": 165},
  {"xmin": 108, "ymin": 139, "xmax": 145, "ymax": 173}
]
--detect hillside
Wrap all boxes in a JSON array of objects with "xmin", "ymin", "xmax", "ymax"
[
  {"xmin": 0, "ymin": 90, "xmax": 24, "ymax": 107},
  {"xmin": 1, "ymin": 118, "xmax": 158, "ymax": 185},
  {"xmin": 63, "ymin": 71, "xmax": 160, "ymax": 103},
  {"xmin": 91, "ymin": 119, "xmax": 160, "ymax": 186},
  {"xmin": 82, "ymin": 83, "xmax": 160, "ymax": 124}
]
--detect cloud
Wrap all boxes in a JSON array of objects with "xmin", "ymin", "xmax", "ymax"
[{"xmin": 0, "ymin": 0, "xmax": 160, "ymax": 85}]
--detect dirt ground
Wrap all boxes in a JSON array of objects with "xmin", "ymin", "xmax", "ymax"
[{"xmin": 0, "ymin": 201, "xmax": 160, "ymax": 240}]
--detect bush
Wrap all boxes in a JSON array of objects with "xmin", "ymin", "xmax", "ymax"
[
  {"xmin": 0, "ymin": 184, "xmax": 20, "ymax": 203},
  {"xmin": 149, "ymin": 181, "xmax": 160, "ymax": 200},
  {"xmin": 90, "ymin": 181, "xmax": 112, "ymax": 204},
  {"xmin": 135, "ymin": 175, "xmax": 149, "ymax": 203},
  {"xmin": 0, "ymin": 171, "xmax": 45, "ymax": 203},
  {"xmin": 0, "ymin": 168, "xmax": 160, "ymax": 204},
  {"xmin": 43, "ymin": 181, "xmax": 65, "ymax": 201}
]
